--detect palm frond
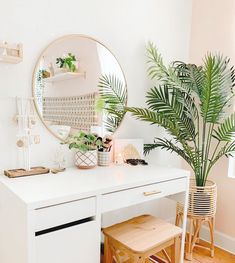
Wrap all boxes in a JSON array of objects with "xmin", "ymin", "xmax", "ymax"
[
  {"xmin": 149, "ymin": 138, "xmax": 193, "ymax": 166},
  {"xmin": 98, "ymin": 74, "xmax": 127, "ymax": 132},
  {"xmin": 98, "ymin": 74, "xmax": 127, "ymax": 105},
  {"xmin": 225, "ymin": 142, "xmax": 235, "ymax": 157},
  {"xmin": 104, "ymin": 116, "xmax": 120, "ymax": 133},
  {"xmin": 201, "ymin": 54, "xmax": 235, "ymax": 123},
  {"xmin": 210, "ymin": 142, "xmax": 235, "ymax": 168},
  {"xmin": 146, "ymin": 43, "xmax": 196, "ymax": 96},
  {"xmin": 173, "ymin": 62, "xmax": 205, "ymax": 98},
  {"xmin": 125, "ymin": 107, "xmax": 180, "ymax": 136},
  {"xmin": 176, "ymin": 91, "xmax": 199, "ymax": 120},
  {"xmin": 146, "ymin": 42, "xmax": 168, "ymax": 80},
  {"xmin": 143, "ymin": 143, "xmax": 159, "ymax": 155},
  {"xmin": 146, "ymin": 85, "xmax": 197, "ymax": 141},
  {"xmin": 213, "ymin": 113, "xmax": 235, "ymax": 141}
]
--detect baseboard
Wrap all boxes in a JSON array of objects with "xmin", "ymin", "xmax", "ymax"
[
  {"xmin": 167, "ymin": 217, "xmax": 235, "ymax": 255},
  {"xmin": 200, "ymin": 224, "xmax": 235, "ymax": 255}
]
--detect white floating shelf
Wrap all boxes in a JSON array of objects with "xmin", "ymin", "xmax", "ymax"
[
  {"xmin": 0, "ymin": 54, "xmax": 23, "ymax": 64},
  {"xmin": 44, "ymin": 72, "xmax": 86, "ymax": 83},
  {"xmin": 0, "ymin": 42, "xmax": 23, "ymax": 64}
]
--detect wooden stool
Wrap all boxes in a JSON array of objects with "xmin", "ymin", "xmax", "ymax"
[
  {"xmin": 176, "ymin": 203, "xmax": 215, "ymax": 260},
  {"xmin": 102, "ymin": 215, "xmax": 182, "ymax": 263}
]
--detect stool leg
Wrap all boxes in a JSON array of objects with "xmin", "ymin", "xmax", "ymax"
[
  {"xmin": 171, "ymin": 235, "xmax": 181, "ymax": 263},
  {"xmin": 162, "ymin": 249, "xmax": 171, "ymax": 263},
  {"xmin": 208, "ymin": 217, "xmax": 215, "ymax": 257},
  {"xmin": 104, "ymin": 236, "xmax": 113, "ymax": 263},
  {"xmin": 175, "ymin": 212, "xmax": 183, "ymax": 227},
  {"xmin": 175, "ymin": 213, "xmax": 180, "ymax": 227},
  {"xmin": 185, "ymin": 217, "xmax": 194, "ymax": 260}
]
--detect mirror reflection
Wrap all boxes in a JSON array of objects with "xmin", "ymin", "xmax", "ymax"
[{"xmin": 33, "ymin": 35, "xmax": 127, "ymax": 140}]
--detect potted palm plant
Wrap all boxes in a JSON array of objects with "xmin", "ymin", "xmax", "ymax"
[
  {"xmin": 67, "ymin": 131, "xmax": 101, "ymax": 169},
  {"xmin": 127, "ymin": 43, "xmax": 235, "ymax": 216}
]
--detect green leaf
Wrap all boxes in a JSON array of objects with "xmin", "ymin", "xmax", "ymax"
[
  {"xmin": 104, "ymin": 116, "xmax": 120, "ymax": 133},
  {"xmin": 98, "ymin": 74, "xmax": 127, "ymax": 132},
  {"xmin": 146, "ymin": 42, "xmax": 168, "ymax": 80},
  {"xmin": 211, "ymin": 141, "xmax": 235, "ymax": 166},
  {"xmin": 201, "ymin": 53, "xmax": 235, "ymax": 123},
  {"xmin": 147, "ymin": 138, "xmax": 193, "ymax": 166},
  {"xmin": 98, "ymin": 74, "xmax": 127, "ymax": 105},
  {"xmin": 126, "ymin": 107, "xmax": 181, "ymax": 139},
  {"xmin": 213, "ymin": 113, "xmax": 235, "ymax": 141},
  {"xmin": 146, "ymin": 85, "xmax": 197, "ymax": 141},
  {"xmin": 143, "ymin": 144, "xmax": 159, "ymax": 155},
  {"xmin": 173, "ymin": 61, "xmax": 205, "ymax": 98}
]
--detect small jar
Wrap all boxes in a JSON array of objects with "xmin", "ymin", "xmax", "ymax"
[{"xmin": 98, "ymin": 151, "xmax": 110, "ymax": 166}]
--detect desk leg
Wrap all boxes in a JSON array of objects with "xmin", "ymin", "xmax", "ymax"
[
  {"xmin": 96, "ymin": 195, "xmax": 102, "ymax": 263},
  {"xmin": 180, "ymin": 177, "xmax": 190, "ymax": 263}
]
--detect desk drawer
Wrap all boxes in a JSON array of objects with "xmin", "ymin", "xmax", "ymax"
[
  {"xmin": 35, "ymin": 220, "xmax": 99, "ymax": 263},
  {"xmin": 34, "ymin": 197, "xmax": 96, "ymax": 232},
  {"xmin": 101, "ymin": 177, "xmax": 187, "ymax": 213}
]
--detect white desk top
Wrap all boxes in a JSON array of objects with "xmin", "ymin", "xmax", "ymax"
[{"xmin": 0, "ymin": 165, "xmax": 189, "ymax": 209}]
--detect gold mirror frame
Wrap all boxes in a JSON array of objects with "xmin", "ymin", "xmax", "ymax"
[{"xmin": 32, "ymin": 34, "xmax": 128, "ymax": 141}]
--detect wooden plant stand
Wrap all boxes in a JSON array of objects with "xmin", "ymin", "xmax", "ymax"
[{"xmin": 176, "ymin": 203, "xmax": 215, "ymax": 261}]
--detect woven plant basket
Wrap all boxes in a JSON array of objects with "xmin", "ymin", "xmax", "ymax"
[
  {"xmin": 188, "ymin": 179, "xmax": 217, "ymax": 217},
  {"xmin": 75, "ymin": 150, "xmax": 97, "ymax": 169},
  {"xmin": 98, "ymin": 151, "xmax": 110, "ymax": 166}
]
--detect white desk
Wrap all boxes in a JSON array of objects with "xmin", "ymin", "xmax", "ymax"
[{"xmin": 0, "ymin": 165, "xmax": 189, "ymax": 263}]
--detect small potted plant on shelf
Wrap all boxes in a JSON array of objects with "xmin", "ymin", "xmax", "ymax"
[
  {"xmin": 37, "ymin": 69, "xmax": 50, "ymax": 80},
  {"xmin": 56, "ymin": 53, "xmax": 78, "ymax": 73},
  {"xmin": 97, "ymin": 135, "xmax": 113, "ymax": 166},
  {"xmin": 66, "ymin": 131, "xmax": 100, "ymax": 169},
  {"xmin": 127, "ymin": 42, "xmax": 235, "ymax": 217}
]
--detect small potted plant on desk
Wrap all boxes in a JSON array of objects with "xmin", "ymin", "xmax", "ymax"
[{"xmin": 66, "ymin": 131, "xmax": 100, "ymax": 169}]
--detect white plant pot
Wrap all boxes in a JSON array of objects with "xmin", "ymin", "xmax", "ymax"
[
  {"xmin": 98, "ymin": 151, "xmax": 111, "ymax": 166},
  {"xmin": 188, "ymin": 179, "xmax": 217, "ymax": 217},
  {"xmin": 75, "ymin": 150, "xmax": 97, "ymax": 169},
  {"xmin": 55, "ymin": 67, "xmax": 69, "ymax": 74}
]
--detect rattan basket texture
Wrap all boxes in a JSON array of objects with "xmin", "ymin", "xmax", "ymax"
[{"xmin": 188, "ymin": 179, "xmax": 217, "ymax": 217}]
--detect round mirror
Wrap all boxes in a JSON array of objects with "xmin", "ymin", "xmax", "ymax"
[{"xmin": 33, "ymin": 35, "xmax": 127, "ymax": 140}]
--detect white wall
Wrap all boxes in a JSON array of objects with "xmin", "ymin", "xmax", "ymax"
[
  {"xmin": 0, "ymin": 0, "xmax": 192, "ymax": 229},
  {"xmin": 0, "ymin": 0, "xmax": 192, "ymax": 170},
  {"xmin": 189, "ymin": 0, "xmax": 235, "ymax": 252}
]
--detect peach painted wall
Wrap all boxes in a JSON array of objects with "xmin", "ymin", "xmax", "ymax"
[{"xmin": 190, "ymin": 0, "xmax": 235, "ymax": 237}]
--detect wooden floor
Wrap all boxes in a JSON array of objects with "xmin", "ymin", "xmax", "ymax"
[
  {"xmin": 185, "ymin": 240, "xmax": 235, "ymax": 263},
  {"xmin": 158, "ymin": 240, "xmax": 235, "ymax": 263}
]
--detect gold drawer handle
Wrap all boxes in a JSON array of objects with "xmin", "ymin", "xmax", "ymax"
[{"xmin": 143, "ymin": 190, "xmax": 162, "ymax": 196}]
